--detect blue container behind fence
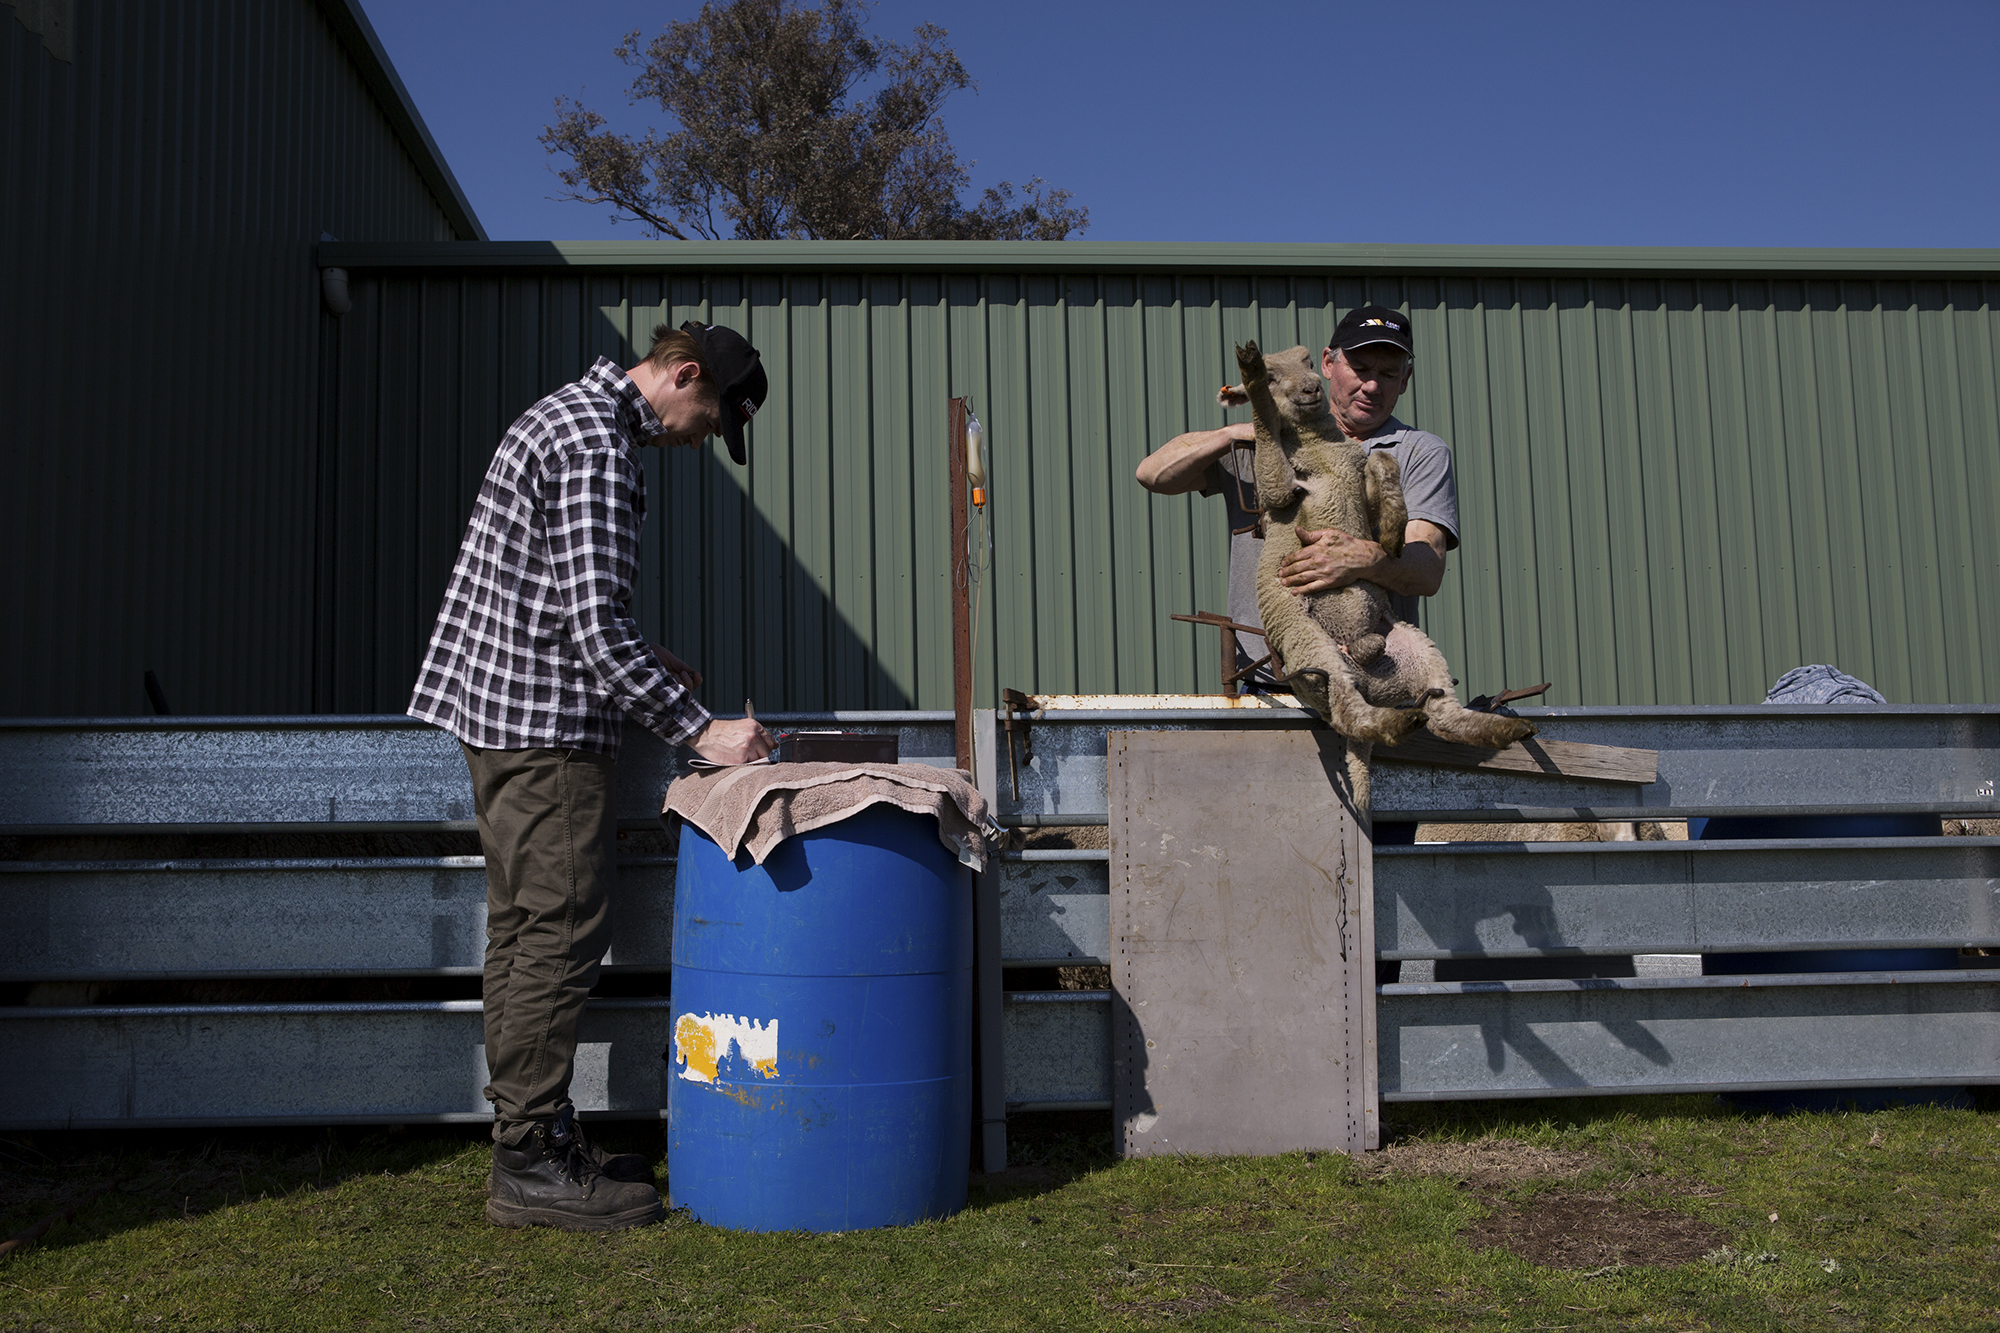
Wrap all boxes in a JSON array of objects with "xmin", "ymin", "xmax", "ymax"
[
  {"xmin": 668, "ymin": 805, "xmax": 973, "ymax": 1231},
  {"xmin": 1694, "ymin": 812, "xmax": 1966, "ymax": 1113}
]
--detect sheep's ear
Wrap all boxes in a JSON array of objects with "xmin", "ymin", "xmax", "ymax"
[{"xmin": 1218, "ymin": 384, "xmax": 1249, "ymax": 407}]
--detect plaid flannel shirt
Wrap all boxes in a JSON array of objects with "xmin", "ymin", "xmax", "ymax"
[{"xmin": 408, "ymin": 358, "xmax": 713, "ymax": 757}]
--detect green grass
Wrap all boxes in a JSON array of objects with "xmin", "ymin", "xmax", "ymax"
[{"xmin": 6, "ymin": 1098, "xmax": 2000, "ymax": 1332}]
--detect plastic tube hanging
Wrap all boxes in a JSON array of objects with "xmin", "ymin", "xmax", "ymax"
[
  {"xmin": 965, "ymin": 404, "xmax": 991, "ymax": 685},
  {"xmin": 965, "ymin": 409, "xmax": 987, "ymax": 509}
]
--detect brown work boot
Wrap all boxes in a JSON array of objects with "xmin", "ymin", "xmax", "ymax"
[{"xmin": 487, "ymin": 1111, "xmax": 662, "ymax": 1232}]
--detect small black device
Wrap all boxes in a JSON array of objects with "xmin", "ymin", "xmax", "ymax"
[{"xmin": 775, "ymin": 731, "xmax": 900, "ymax": 765}]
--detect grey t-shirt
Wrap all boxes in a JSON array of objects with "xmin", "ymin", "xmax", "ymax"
[{"xmin": 1201, "ymin": 417, "xmax": 1459, "ymax": 685}]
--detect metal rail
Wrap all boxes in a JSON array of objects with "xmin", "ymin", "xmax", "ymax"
[
  {"xmin": 998, "ymin": 974, "xmax": 2000, "ymax": 1107},
  {"xmin": 999, "ymin": 840, "xmax": 2000, "ymax": 966},
  {"xmin": 1001, "ymin": 991, "xmax": 1113, "ymax": 1106},
  {"xmin": 0, "ymin": 714, "xmax": 958, "ymax": 832},
  {"xmin": 973, "ymin": 705, "xmax": 2000, "ymax": 825},
  {"xmin": 1378, "ymin": 838, "xmax": 2000, "ymax": 959},
  {"xmin": 1379, "ymin": 971, "xmax": 2000, "ymax": 1101},
  {"xmin": 994, "ymin": 851, "xmax": 1112, "ymax": 965},
  {"xmin": 0, "ymin": 999, "xmax": 677, "ymax": 1130},
  {"xmin": 0, "ymin": 858, "xmax": 675, "ymax": 980}
]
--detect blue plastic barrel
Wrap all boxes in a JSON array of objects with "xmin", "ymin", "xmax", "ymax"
[{"xmin": 667, "ymin": 804, "xmax": 973, "ymax": 1231}]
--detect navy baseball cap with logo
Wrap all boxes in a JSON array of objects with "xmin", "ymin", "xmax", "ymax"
[
  {"xmin": 1328, "ymin": 305, "xmax": 1414, "ymax": 357},
  {"xmin": 680, "ymin": 320, "xmax": 769, "ymax": 465}
]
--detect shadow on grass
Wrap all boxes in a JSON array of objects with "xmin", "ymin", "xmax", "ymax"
[
  {"xmin": 1382, "ymin": 1092, "xmax": 1735, "ymax": 1142},
  {"xmin": 967, "ymin": 1109, "xmax": 1117, "ymax": 1211},
  {"xmin": 17, "ymin": 1090, "xmax": 1991, "ymax": 1257},
  {"xmin": 1386, "ymin": 1087, "xmax": 2000, "ymax": 1141},
  {"xmin": 2, "ymin": 1111, "xmax": 1102, "ymax": 1257},
  {"xmin": 0, "ymin": 1120, "xmax": 627, "ymax": 1258},
  {"xmin": 972, "ymin": 1096, "xmax": 1743, "ymax": 1209}
]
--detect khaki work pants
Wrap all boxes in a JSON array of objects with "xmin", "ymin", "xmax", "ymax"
[{"xmin": 461, "ymin": 744, "xmax": 618, "ymax": 1143}]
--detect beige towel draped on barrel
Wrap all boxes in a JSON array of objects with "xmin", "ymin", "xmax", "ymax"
[{"xmin": 662, "ymin": 763, "xmax": 994, "ymax": 871}]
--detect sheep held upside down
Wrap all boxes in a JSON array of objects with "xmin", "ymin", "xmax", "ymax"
[{"xmin": 1231, "ymin": 340, "xmax": 1535, "ymax": 814}]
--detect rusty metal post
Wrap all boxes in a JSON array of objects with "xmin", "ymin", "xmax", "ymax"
[
  {"xmin": 1221, "ymin": 626, "xmax": 1239, "ymax": 697},
  {"xmin": 948, "ymin": 396, "xmax": 1007, "ymax": 1170},
  {"xmin": 948, "ymin": 397, "xmax": 972, "ymax": 773}
]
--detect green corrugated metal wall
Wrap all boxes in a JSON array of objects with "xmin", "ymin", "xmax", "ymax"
[
  {"xmin": 0, "ymin": 0, "xmax": 474, "ymax": 718},
  {"xmin": 313, "ymin": 245, "xmax": 2000, "ymax": 713}
]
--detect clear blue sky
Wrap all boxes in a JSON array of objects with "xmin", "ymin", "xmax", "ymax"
[{"xmin": 361, "ymin": 0, "xmax": 2000, "ymax": 248}]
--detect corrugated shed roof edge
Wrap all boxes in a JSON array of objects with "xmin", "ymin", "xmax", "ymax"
[
  {"xmin": 312, "ymin": 0, "xmax": 488, "ymax": 242},
  {"xmin": 313, "ymin": 239, "xmax": 2000, "ymax": 276}
]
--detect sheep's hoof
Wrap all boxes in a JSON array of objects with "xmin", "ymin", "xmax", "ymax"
[{"xmin": 1235, "ymin": 341, "xmax": 1265, "ymax": 380}]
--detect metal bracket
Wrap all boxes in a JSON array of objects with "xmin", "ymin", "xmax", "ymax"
[
  {"xmin": 1170, "ymin": 611, "xmax": 1268, "ymax": 697},
  {"xmin": 1000, "ymin": 688, "xmax": 1039, "ymax": 802},
  {"xmin": 1470, "ymin": 681, "xmax": 1553, "ymax": 712}
]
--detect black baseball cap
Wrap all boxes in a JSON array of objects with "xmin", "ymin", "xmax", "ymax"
[
  {"xmin": 680, "ymin": 320, "xmax": 769, "ymax": 465},
  {"xmin": 1328, "ymin": 305, "xmax": 1414, "ymax": 357}
]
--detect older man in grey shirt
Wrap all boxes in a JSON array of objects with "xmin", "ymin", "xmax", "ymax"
[{"xmin": 1135, "ymin": 305, "xmax": 1459, "ymax": 692}]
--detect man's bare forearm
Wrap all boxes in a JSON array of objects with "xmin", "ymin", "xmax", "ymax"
[
  {"xmin": 1278, "ymin": 520, "xmax": 1449, "ymax": 598},
  {"xmin": 1365, "ymin": 530, "xmax": 1446, "ymax": 597},
  {"xmin": 1135, "ymin": 423, "xmax": 1253, "ymax": 495}
]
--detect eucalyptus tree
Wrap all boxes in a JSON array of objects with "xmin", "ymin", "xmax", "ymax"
[{"xmin": 542, "ymin": 0, "xmax": 1088, "ymax": 241}]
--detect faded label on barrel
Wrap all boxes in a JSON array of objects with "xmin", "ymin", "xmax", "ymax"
[{"xmin": 674, "ymin": 1012, "xmax": 780, "ymax": 1083}]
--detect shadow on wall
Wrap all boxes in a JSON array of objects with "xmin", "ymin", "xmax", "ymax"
[
  {"xmin": 630, "ymin": 430, "xmax": 917, "ymax": 715},
  {"xmin": 312, "ymin": 297, "xmax": 913, "ymax": 716}
]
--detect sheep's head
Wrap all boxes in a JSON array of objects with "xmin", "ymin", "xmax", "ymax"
[
  {"xmin": 1262, "ymin": 346, "xmax": 1330, "ymax": 425},
  {"xmin": 1221, "ymin": 344, "xmax": 1331, "ymax": 425}
]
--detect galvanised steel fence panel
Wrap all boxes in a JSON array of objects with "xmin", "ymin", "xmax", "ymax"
[
  {"xmin": 967, "ymin": 704, "xmax": 2000, "ymax": 1111},
  {"xmin": 9, "ymin": 708, "xmax": 2000, "ymax": 1126}
]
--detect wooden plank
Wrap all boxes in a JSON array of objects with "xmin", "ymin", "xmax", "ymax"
[{"xmin": 1374, "ymin": 731, "xmax": 1658, "ymax": 785}]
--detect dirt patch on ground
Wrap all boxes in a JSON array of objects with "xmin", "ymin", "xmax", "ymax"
[
  {"xmin": 1363, "ymin": 1136, "xmax": 1602, "ymax": 1188},
  {"xmin": 1267, "ymin": 1269, "xmax": 1365, "ymax": 1324},
  {"xmin": 1103, "ymin": 1283, "xmax": 1238, "ymax": 1320},
  {"xmin": 1466, "ymin": 1191, "xmax": 1727, "ymax": 1269},
  {"xmin": 1361, "ymin": 1137, "xmax": 1726, "ymax": 1268}
]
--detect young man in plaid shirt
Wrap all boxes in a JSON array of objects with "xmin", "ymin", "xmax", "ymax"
[{"xmin": 410, "ymin": 321, "xmax": 774, "ymax": 1231}]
